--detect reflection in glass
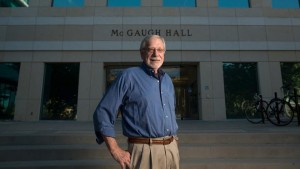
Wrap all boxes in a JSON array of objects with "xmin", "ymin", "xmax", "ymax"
[
  {"xmin": 105, "ymin": 64, "xmax": 199, "ymax": 120},
  {"xmin": 281, "ymin": 62, "xmax": 300, "ymax": 92},
  {"xmin": 41, "ymin": 63, "xmax": 79, "ymax": 120},
  {"xmin": 163, "ymin": 0, "xmax": 196, "ymax": 7},
  {"xmin": 107, "ymin": 0, "xmax": 140, "ymax": 7},
  {"xmin": 0, "ymin": 63, "xmax": 20, "ymax": 120},
  {"xmin": 272, "ymin": 0, "xmax": 299, "ymax": 8},
  {"xmin": 52, "ymin": 0, "xmax": 84, "ymax": 7},
  {"xmin": 0, "ymin": 0, "xmax": 29, "ymax": 7},
  {"xmin": 168, "ymin": 65, "xmax": 199, "ymax": 120},
  {"xmin": 219, "ymin": 0, "xmax": 250, "ymax": 8},
  {"xmin": 223, "ymin": 62, "xmax": 258, "ymax": 119}
]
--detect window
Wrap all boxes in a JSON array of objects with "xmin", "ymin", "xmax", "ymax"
[
  {"xmin": 52, "ymin": 0, "xmax": 84, "ymax": 7},
  {"xmin": 272, "ymin": 0, "xmax": 299, "ymax": 8},
  {"xmin": 219, "ymin": 0, "xmax": 250, "ymax": 8},
  {"xmin": 0, "ymin": 0, "xmax": 29, "ymax": 7},
  {"xmin": 0, "ymin": 63, "xmax": 20, "ymax": 120},
  {"xmin": 107, "ymin": 0, "xmax": 140, "ymax": 7},
  {"xmin": 223, "ymin": 62, "xmax": 258, "ymax": 119},
  {"xmin": 163, "ymin": 0, "xmax": 196, "ymax": 7},
  {"xmin": 281, "ymin": 62, "xmax": 300, "ymax": 92},
  {"xmin": 41, "ymin": 63, "xmax": 80, "ymax": 120}
]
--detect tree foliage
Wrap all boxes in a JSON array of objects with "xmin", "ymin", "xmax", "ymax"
[{"xmin": 223, "ymin": 62, "xmax": 258, "ymax": 119}]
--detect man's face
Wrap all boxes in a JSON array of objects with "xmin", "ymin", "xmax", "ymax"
[{"xmin": 141, "ymin": 37, "xmax": 165, "ymax": 74}]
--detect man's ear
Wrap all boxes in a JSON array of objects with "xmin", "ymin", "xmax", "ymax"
[
  {"xmin": 140, "ymin": 55, "xmax": 145, "ymax": 61},
  {"xmin": 140, "ymin": 50, "xmax": 145, "ymax": 59}
]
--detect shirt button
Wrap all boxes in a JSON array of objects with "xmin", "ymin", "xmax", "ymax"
[
  {"xmin": 166, "ymin": 115, "xmax": 168, "ymax": 118},
  {"xmin": 166, "ymin": 129, "xmax": 170, "ymax": 132}
]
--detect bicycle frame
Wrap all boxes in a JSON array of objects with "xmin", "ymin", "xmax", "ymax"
[
  {"xmin": 244, "ymin": 93, "xmax": 268, "ymax": 124},
  {"xmin": 283, "ymin": 88, "xmax": 300, "ymax": 125}
]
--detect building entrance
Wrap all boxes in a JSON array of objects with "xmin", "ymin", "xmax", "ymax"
[{"xmin": 105, "ymin": 63, "xmax": 199, "ymax": 120}]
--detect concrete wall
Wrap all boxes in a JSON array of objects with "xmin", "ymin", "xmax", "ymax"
[{"xmin": 0, "ymin": 0, "xmax": 299, "ymax": 121}]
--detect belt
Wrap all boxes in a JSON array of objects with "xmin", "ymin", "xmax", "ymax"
[{"xmin": 128, "ymin": 136, "xmax": 174, "ymax": 145}]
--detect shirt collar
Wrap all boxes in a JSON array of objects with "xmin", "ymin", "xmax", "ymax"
[{"xmin": 141, "ymin": 62, "xmax": 165, "ymax": 78}]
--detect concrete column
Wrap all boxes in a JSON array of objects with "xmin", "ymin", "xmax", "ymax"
[
  {"xmin": 77, "ymin": 62, "xmax": 105, "ymax": 121},
  {"xmin": 207, "ymin": 0, "xmax": 218, "ymax": 7},
  {"xmin": 211, "ymin": 62, "xmax": 226, "ymax": 120},
  {"xmin": 263, "ymin": 0, "xmax": 272, "ymax": 8},
  {"xmin": 200, "ymin": 62, "xmax": 226, "ymax": 120},
  {"xmin": 197, "ymin": 0, "xmax": 208, "ymax": 8},
  {"xmin": 77, "ymin": 62, "xmax": 92, "ymax": 121},
  {"xmin": 258, "ymin": 62, "xmax": 272, "ymax": 99},
  {"xmin": 258, "ymin": 61, "xmax": 283, "ymax": 101},
  {"xmin": 269, "ymin": 62, "xmax": 283, "ymax": 97},
  {"xmin": 200, "ymin": 62, "xmax": 213, "ymax": 120},
  {"xmin": 15, "ymin": 62, "xmax": 44, "ymax": 121},
  {"xmin": 89, "ymin": 62, "xmax": 105, "ymax": 121},
  {"xmin": 142, "ymin": 0, "xmax": 161, "ymax": 6},
  {"xmin": 250, "ymin": 0, "xmax": 269, "ymax": 8}
]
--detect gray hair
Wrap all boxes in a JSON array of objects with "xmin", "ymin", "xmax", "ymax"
[{"xmin": 139, "ymin": 35, "xmax": 166, "ymax": 51}]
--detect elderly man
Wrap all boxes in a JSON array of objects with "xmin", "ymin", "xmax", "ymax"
[{"xmin": 93, "ymin": 35, "xmax": 179, "ymax": 169}]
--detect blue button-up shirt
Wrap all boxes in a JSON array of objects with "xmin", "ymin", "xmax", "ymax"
[{"xmin": 93, "ymin": 63, "xmax": 178, "ymax": 144}]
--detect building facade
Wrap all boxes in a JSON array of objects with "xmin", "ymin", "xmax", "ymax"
[{"xmin": 0, "ymin": 0, "xmax": 299, "ymax": 121}]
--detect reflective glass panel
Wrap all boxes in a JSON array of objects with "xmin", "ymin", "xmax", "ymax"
[
  {"xmin": 281, "ymin": 62, "xmax": 300, "ymax": 121},
  {"xmin": 41, "ymin": 63, "xmax": 79, "ymax": 120},
  {"xmin": 0, "ymin": 0, "xmax": 29, "ymax": 7},
  {"xmin": 219, "ymin": 0, "xmax": 250, "ymax": 8},
  {"xmin": 223, "ymin": 62, "xmax": 258, "ymax": 119},
  {"xmin": 272, "ymin": 0, "xmax": 299, "ymax": 8},
  {"xmin": 163, "ymin": 0, "xmax": 196, "ymax": 7},
  {"xmin": 52, "ymin": 0, "xmax": 84, "ymax": 7},
  {"xmin": 0, "ymin": 63, "xmax": 20, "ymax": 120},
  {"xmin": 107, "ymin": 0, "xmax": 140, "ymax": 7},
  {"xmin": 281, "ymin": 62, "xmax": 300, "ymax": 93},
  {"xmin": 105, "ymin": 63, "xmax": 199, "ymax": 120}
]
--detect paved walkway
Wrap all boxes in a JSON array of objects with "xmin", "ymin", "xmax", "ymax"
[{"xmin": 0, "ymin": 120, "xmax": 299, "ymax": 136}]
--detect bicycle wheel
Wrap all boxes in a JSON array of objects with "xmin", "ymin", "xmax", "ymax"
[
  {"xmin": 244, "ymin": 100, "xmax": 267, "ymax": 124},
  {"xmin": 285, "ymin": 100, "xmax": 295, "ymax": 117},
  {"xmin": 266, "ymin": 98, "xmax": 294, "ymax": 126},
  {"xmin": 280, "ymin": 101, "xmax": 294, "ymax": 125}
]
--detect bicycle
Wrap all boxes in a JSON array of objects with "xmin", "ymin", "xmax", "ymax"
[
  {"xmin": 266, "ymin": 92, "xmax": 294, "ymax": 126},
  {"xmin": 244, "ymin": 89, "xmax": 299, "ymax": 126},
  {"xmin": 281, "ymin": 86, "xmax": 300, "ymax": 125},
  {"xmin": 244, "ymin": 93, "xmax": 269, "ymax": 124}
]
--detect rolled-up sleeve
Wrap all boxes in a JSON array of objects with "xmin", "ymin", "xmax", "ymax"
[{"xmin": 93, "ymin": 74, "xmax": 127, "ymax": 144}]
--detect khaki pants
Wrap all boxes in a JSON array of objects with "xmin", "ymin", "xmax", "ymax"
[{"xmin": 128, "ymin": 138, "xmax": 180, "ymax": 169}]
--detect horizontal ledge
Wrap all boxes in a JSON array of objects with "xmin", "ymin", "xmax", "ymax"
[
  {"xmin": 1, "ymin": 17, "xmax": 300, "ymax": 26},
  {"xmin": 0, "ymin": 41, "xmax": 298, "ymax": 51}
]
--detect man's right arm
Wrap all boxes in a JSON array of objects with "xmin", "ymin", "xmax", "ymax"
[{"xmin": 102, "ymin": 136, "xmax": 131, "ymax": 169}]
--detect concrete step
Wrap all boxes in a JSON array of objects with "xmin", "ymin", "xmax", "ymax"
[
  {"xmin": 0, "ymin": 160, "xmax": 118, "ymax": 169},
  {"xmin": 0, "ymin": 120, "xmax": 299, "ymax": 169},
  {"xmin": 1, "ymin": 132, "xmax": 300, "ymax": 145},
  {"xmin": 0, "ymin": 134, "xmax": 97, "ymax": 145},
  {"xmin": 0, "ymin": 159, "xmax": 299, "ymax": 169},
  {"xmin": 1, "ymin": 143, "xmax": 300, "ymax": 161},
  {"xmin": 180, "ymin": 144, "xmax": 300, "ymax": 159},
  {"xmin": 181, "ymin": 158, "xmax": 300, "ymax": 169},
  {"xmin": 179, "ymin": 132, "xmax": 300, "ymax": 144}
]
